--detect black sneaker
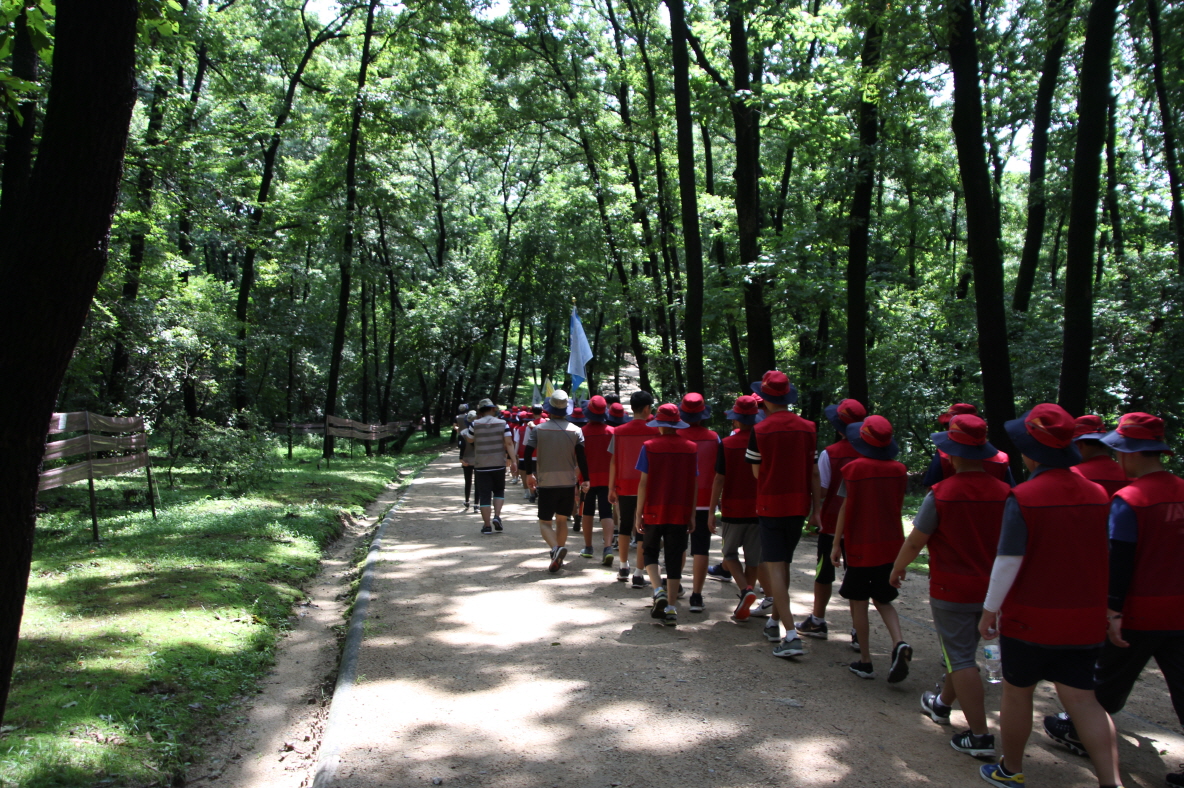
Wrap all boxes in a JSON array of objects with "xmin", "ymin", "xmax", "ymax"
[
  {"xmin": 850, "ymin": 627, "xmax": 861, "ymax": 652},
  {"xmin": 631, "ymin": 574, "xmax": 649, "ymax": 589},
  {"xmin": 1042, "ymin": 713, "xmax": 1086, "ymax": 756},
  {"xmin": 616, "ymin": 566, "xmax": 629, "ymax": 582},
  {"xmin": 573, "ymin": 522, "xmax": 581, "ymax": 532},
  {"xmin": 481, "ymin": 523, "xmax": 493, "ymax": 535},
  {"xmin": 1167, "ymin": 769, "xmax": 1184, "ymax": 787},
  {"xmin": 849, "ymin": 661, "xmax": 875, "ymax": 679},
  {"xmin": 689, "ymin": 593, "xmax": 704, "ymax": 612},
  {"xmin": 602, "ymin": 547, "xmax": 614, "ymax": 567},
  {"xmin": 492, "ymin": 516, "xmax": 503, "ymax": 532},
  {"xmin": 651, "ymin": 589, "xmax": 668, "ymax": 619},
  {"xmin": 706, "ymin": 563, "xmax": 732, "ymax": 582},
  {"xmin": 888, "ymin": 641, "xmax": 913, "ymax": 683},
  {"xmin": 795, "ymin": 616, "xmax": 829, "ymax": 639},
  {"xmin": 921, "ymin": 687, "xmax": 952, "ymax": 725},
  {"xmin": 733, "ymin": 588, "xmax": 757, "ymax": 621},
  {"xmin": 548, "ymin": 546, "xmax": 567, "ymax": 573},
  {"xmin": 950, "ymin": 730, "xmax": 995, "ymax": 758}
]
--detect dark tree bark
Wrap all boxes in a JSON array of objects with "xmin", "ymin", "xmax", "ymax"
[
  {"xmin": 0, "ymin": 0, "xmax": 138, "ymax": 724},
  {"xmin": 491, "ymin": 312, "xmax": 512, "ymax": 403},
  {"xmin": 1144, "ymin": 0, "xmax": 1184, "ymax": 274},
  {"xmin": 1057, "ymin": 0, "xmax": 1120, "ymax": 415},
  {"xmin": 0, "ymin": 9, "xmax": 39, "ymax": 242},
  {"xmin": 1104, "ymin": 93, "xmax": 1125, "ymax": 269},
  {"xmin": 845, "ymin": 0, "xmax": 885, "ymax": 407},
  {"xmin": 508, "ymin": 310, "xmax": 526, "ymax": 405},
  {"xmin": 665, "ymin": 0, "xmax": 705, "ymax": 393},
  {"xmin": 360, "ymin": 279, "xmax": 372, "ymax": 456},
  {"xmin": 702, "ymin": 123, "xmax": 748, "ymax": 391},
  {"xmin": 945, "ymin": 0, "xmax": 1020, "ymax": 461},
  {"xmin": 324, "ymin": 1, "xmax": 377, "ymax": 458},
  {"xmin": 1013, "ymin": 0, "xmax": 1074, "ymax": 311}
]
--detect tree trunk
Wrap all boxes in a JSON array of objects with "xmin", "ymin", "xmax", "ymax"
[
  {"xmin": 0, "ymin": 0, "xmax": 138, "ymax": 725},
  {"xmin": 1145, "ymin": 0, "xmax": 1184, "ymax": 274},
  {"xmin": 491, "ymin": 312, "xmax": 512, "ymax": 404},
  {"xmin": 324, "ymin": 1, "xmax": 377, "ymax": 458},
  {"xmin": 360, "ymin": 278, "xmax": 371, "ymax": 456},
  {"xmin": 1104, "ymin": 93, "xmax": 1125, "ymax": 269},
  {"xmin": 946, "ymin": 0, "xmax": 1020, "ymax": 461},
  {"xmin": 508, "ymin": 310, "xmax": 526, "ymax": 404},
  {"xmin": 1012, "ymin": 0, "xmax": 1074, "ymax": 311},
  {"xmin": 845, "ymin": 0, "xmax": 885, "ymax": 406},
  {"xmin": 702, "ymin": 123, "xmax": 748, "ymax": 391},
  {"xmin": 1057, "ymin": 0, "xmax": 1120, "ymax": 416}
]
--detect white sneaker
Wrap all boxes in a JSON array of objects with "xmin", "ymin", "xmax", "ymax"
[{"xmin": 750, "ymin": 597, "xmax": 775, "ymax": 618}]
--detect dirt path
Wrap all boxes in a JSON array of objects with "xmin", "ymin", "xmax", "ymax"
[{"xmin": 213, "ymin": 454, "xmax": 1183, "ymax": 788}]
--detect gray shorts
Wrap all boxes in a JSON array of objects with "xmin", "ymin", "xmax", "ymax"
[
  {"xmin": 931, "ymin": 603, "xmax": 983, "ymax": 673},
  {"xmin": 722, "ymin": 519, "xmax": 761, "ymax": 565}
]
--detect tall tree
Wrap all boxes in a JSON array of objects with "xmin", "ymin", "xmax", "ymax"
[
  {"xmin": 1144, "ymin": 0, "xmax": 1184, "ymax": 274},
  {"xmin": 0, "ymin": 8, "xmax": 39, "ymax": 241}
]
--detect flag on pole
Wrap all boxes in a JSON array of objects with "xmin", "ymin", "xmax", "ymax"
[
  {"xmin": 543, "ymin": 380, "xmax": 555, "ymax": 398},
  {"xmin": 531, "ymin": 384, "xmax": 543, "ymax": 406},
  {"xmin": 567, "ymin": 306, "xmax": 593, "ymax": 394}
]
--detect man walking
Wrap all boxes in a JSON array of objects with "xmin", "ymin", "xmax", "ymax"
[
  {"xmin": 524, "ymin": 391, "xmax": 590, "ymax": 572},
  {"xmin": 464, "ymin": 399, "xmax": 518, "ymax": 535}
]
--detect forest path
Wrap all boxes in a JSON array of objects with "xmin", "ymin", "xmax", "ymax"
[{"xmin": 292, "ymin": 454, "xmax": 1182, "ymax": 788}]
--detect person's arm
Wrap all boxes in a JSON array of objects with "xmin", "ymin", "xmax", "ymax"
[
  {"xmin": 809, "ymin": 462, "xmax": 823, "ymax": 531},
  {"xmin": 745, "ymin": 429, "xmax": 760, "ymax": 479},
  {"xmin": 979, "ymin": 496, "xmax": 1027, "ymax": 639},
  {"xmin": 575, "ymin": 443, "xmax": 590, "ymax": 491},
  {"xmin": 635, "ymin": 472, "xmax": 647, "ymax": 534},
  {"xmin": 503, "ymin": 433, "xmax": 518, "ymax": 474},
  {"xmin": 687, "ymin": 468, "xmax": 698, "ymax": 532},
  {"xmin": 891, "ymin": 492, "xmax": 938, "ymax": 587},
  {"xmin": 607, "ymin": 438, "xmax": 618, "ymax": 503},
  {"xmin": 830, "ymin": 499, "xmax": 847, "ymax": 567},
  {"xmin": 1106, "ymin": 497, "xmax": 1138, "ymax": 647}
]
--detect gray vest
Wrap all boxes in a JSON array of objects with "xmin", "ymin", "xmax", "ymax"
[
  {"xmin": 528, "ymin": 419, "xmax": 584, "ymax": 488},
  {"xmin": 472, "ymin": 417, "xmax": 508, "ymax": 468}
]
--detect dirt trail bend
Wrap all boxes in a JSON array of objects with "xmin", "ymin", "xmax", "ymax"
[{"xmin": 315, "ymin": 456, "xmax": 1183, "ymax": 787}]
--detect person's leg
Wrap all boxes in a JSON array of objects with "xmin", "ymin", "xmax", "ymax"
[
  {"xmin": 849, "ymin": 600, "xmax": 871, "ymax": 663},
  {"xmin": 950, "ymin": 666, "xmax": 988, "ymax": 735},
  {"xmin": 760, "ymin": 516, "xmax": 792, "ymax": 625},
  {"xmin": 555, "ymin": 514, "xmax": 568, "ymax": 550},
  {"xmin": 463, "ymin": 465, "xmax": 473, "ymax": 507},
  {"xmin": 1151, "ymin": 634, "xmax": 1184, "ymax": 727},
  {"xmin": 582, "ymin": 513, "xmax": 595, "ymax": 548},
  {"xmin": 1094, "ymin": 631, "xmax": 1156, "ymax": 715},
  {"xmin": 666, "ymin": 525, "xmax": 688, "ymax": 605},
  {"xmin": 475, "ymin": 471, "xmax": 494, "ymax": 528},
  {"xmin": 999, "ymin": 680, "xmax": 1036, "ymax": 775},
  {"xmin": 618, "ymin": 496, "xmax": 636, "ymax": 568},
  {"xmin": 644, "ymin": 526, "xmax": 664, "ymax": 589},
  {"xmin": 872, "ymin": 600, "xmax": 904, "ymax": 645},
  {"xmin": 539, "ymin": 520, "xmax": 558, "ymax": 549},
  {"xmin": 492, "ymin": 472, "xmax": 506, "ymax": 522},
  {"xmin": 1055, "ymin": 684, "xmax": 1120, "ymax": 786},
  {"xmin": 691, "ymin": 511, "xmax": 710, "ymax": 595}
]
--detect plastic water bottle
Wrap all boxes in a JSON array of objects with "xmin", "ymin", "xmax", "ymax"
[{"xmin": 983, "ymin": 644, "xmax": 1002, "ymax": 684}]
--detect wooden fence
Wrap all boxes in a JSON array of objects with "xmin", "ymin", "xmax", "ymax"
[
  {"xmin": 41, "ymin": 411, "xmax": 158, "ymax": 541},
  {"xmin": 272, "ymin": 417, "xmax": 415, "ymax": 463}
]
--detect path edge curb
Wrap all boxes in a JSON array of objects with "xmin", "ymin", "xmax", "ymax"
[{"xmin": 310, "ymin": 457, "xmax": 435, "ymax": 788}]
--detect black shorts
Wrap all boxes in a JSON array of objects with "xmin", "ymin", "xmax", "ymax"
[
  {"xmin": 582, "ymin": 486, "xmax": 613, "ymax": 520},
  {"xmin": 616, "ymin": 495, "xmax": 637, "ymax": 536},
  {"xmin": 815, "ymin": 533, "xmax": 836, "ymax": 585},
  {"xmin": 474, "ymin": 468, "xmax": 505, "ymax": 507},
  {"xmin": 1001, "ymin": 636, "xmax": 1101, "ymax": 691},
  {"xmin": 690, "ymin": 510, "xmax": 711, "ymax": 556},
  {"xmin": 759, "ymin": 515, "xmax": 804, "ymax": 563},
  {"xmin": 839, "ymin": 562, "xmax": 898, "ymax": 603},
  {"xmin": 642, "ymin": 523, "xmax": 690, "ymax": 579},
  {"xmin": 537, "ymin": 486, "xmax": 576, "ymax": 521}
]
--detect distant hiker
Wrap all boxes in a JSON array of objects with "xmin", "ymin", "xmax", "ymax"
[
  {"xmin": 570, "ymin": 407, "xmax": 589, "ymax": 535},
  {"xmin": 797, "ymin": 398, "xmax": 867, "ymax": 643},
  {"xmin": 830, "ymin": 415, "xmax": 911, "ymax": 682},
  {"xmin": 608, "ymin": 390, "xmax": 659, "ymax": 586},
  {"xmin": 579, "ymin": 395, "xmax": 617, "ymax": 566},
  {"xmin": 458, "ymin": 410, "xmax": 477, "ymax": 511},
  {"xmin": 1042, "ymin": 413, "xmax": 1182, "ymax": 788},
  {"xmin": 708, "ymin": 395, "xmax": 762, "ymax": 620},
  {"xmin": 745, "ymin": 370, "xmax": 817, "ymax": 658},
  {"xmin": 635, "ymin": 403, "xmax": 698, "ymax": 626},
  {"xmin": 464, "ymin": 399, "xmax": 518, "ymax": 535},
  {"xmin": 524, "ymin": 390, "xmax": 590, "ymax": 573},
  {"xmin": 678, "ymin": 393, "xmax": 721, "ymax": 614},
  {"xmin": 890, "ymin": 414, "xmax": 1009, "ymax": 758},
  {"xmin": 977, "ymin": 404, "xmax": 1119, "ymax": 788},
  {"xmin": 1069, "ymin": 415, "xmax": 1129, "ymax": 495},
  {"xmin": 454, "ymin": 403, "xmax": 469, "ymax": 440},
  {"xmin": 922, "ymin": 403, "xmax": 1014, "ymax": 487}
]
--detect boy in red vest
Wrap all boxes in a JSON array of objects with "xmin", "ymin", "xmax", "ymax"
[
  {"xmin": 608, "ymin": 391, "xmax": 658, "ymax": 586},
  {"xmin": 829, "ymin": 415, "xmax": 911, "ymax": 681},
  {"xmin": 1042, "ymin": 412, "xmax": 1182, "ymax": 788},
  {"xmin": 577, "ymin": 396, "xmax": 617, "ymax": 566},
  {"xmin": 709, "ymin": 395, "xmax": 763, "ymax": 620},
  {"xmin": 746, "ymin": 370, "xmax": 817, "ymax": 658},
  {"xmin": 634, "ymin": 403, "xmax": 699, "ymax": 626},
  {"xmin": 922, "ymin": 403, "xmax": 1014, "ymax": 487},
  {"xmin": 977, "ymin": 403, "xmax": 1120, "ymax": 788},
  {"xmin": 797, "ymin": 398, "xmax": 866, "ymax": 642},
  {"xmin": 1069, "ymin": 415, "xmax": 1128, "ymax": 495},
  {"xmin": 678, "ymin": 393, "xmax": 721, "ymax": 613},
  {"xmin": 890, "ymin": 414, "xmax": 1010, "ymax": 757}
]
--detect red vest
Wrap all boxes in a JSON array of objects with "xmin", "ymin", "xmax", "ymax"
[
  {"xmin": 581, "ymin": 422, "xmax": 614, "ymax": 487},
  {"xmin": 752, "ymin": 410, "xmax": 816, "ymax": 517},
  {"xmin": 1001, "ymin": 469, "xmax": 1110, "ymax": 645},
  {"xmin": 682, "ymin": 425, "xmax": 720, "ymax": 508},
  {"xmin": 720, "ymin": 430, "xmax": 758, "ymax": 519},
  {"xmin": 514, "ymin": 423, "xmax": 528, "ymax": 459},
  {"xmin": 1071, "ymin": 455, "xmax": 1129, "ymax": 496},
  {"xmin": 840, "ymin": 457, "xmax": 907, "ymax": 566},
  {"xmin": 1113, "ymin": 471, "xmax": 1184, "ymax": 631},
  {"xmin": 611, "ymin": 419, "xmax": 659, "ymax": 496},
  {"xmin": 820, "ymin": 439, "xmax": 861, "ymax": 535},
  {"xmin": 929, "ymin": 472, "xmax": 1010, "ymax": 604},
  {"xmin": 641, "ymin": 434, "xmax": 698, "ymax": 525},
  {"xmin": 939, "ymin": 449, "xmax": 1011, "ymax": 483}
]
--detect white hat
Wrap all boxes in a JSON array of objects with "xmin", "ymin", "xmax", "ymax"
[{"xmin": 545, "ymin": 390, "xmax": 571, "ymax": 417}]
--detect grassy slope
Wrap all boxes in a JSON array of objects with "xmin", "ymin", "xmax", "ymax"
[{"xmin": 1, "ymin": 434, "xmax": 446, "ymax": 788}]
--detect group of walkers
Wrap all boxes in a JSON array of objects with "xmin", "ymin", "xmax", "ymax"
[{"xmin": 453, "ymin": 371, "xmax": 1183, "ymax": 788}]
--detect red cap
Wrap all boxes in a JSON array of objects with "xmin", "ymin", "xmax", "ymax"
[
  {"xmin": 756, "ymin": 370, "xmax": 792, "ymax": 399},
  {"xmin": 1115, "ymin": 412, "xmax": 1165, "ymax": 442},
  {"xmin": 1024, "ymin": 403, "xmax": 1076, "ymax": 449},
  {"xmin": 729, "ymin": 395, "xmax": 759, "ymax": 417},
  {"xmin": 680, "ymin": 392, "xmax": 707, "ymax": 415},
  {"xmin": 947, "ymin": 414, "xmax": 988, "ymax": 446},
  {"xmin": 608, "ymin": 402, "xmax": 627, "ymax": 419},
  {"xmin": 836, "ymin": 398, "xmax": 867, "ymax": 425},
  {"xmin": 938, "ymin": 402, "xmax": 978, "ymax": 426},
  {"xmin": 859, "ymin": 415, "xmax": 895, "ymax": 448},
  {"xmin": 652, "ymin": 403, "xmax": 683, "ymax": 425},
  {"xmin": 1073, "ymin": 414, "xmax": 1109, "ymax": 439},
  {"xmin": 586, "ymin": 395, "xmax": 607, "ymax": 415}
]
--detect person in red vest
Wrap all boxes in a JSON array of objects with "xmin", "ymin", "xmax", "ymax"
[
  {"xmin": 1041, "ymin": 412, "xmax": 1182, "ymax": 788},
  {"xmin": 922, "ymin": 403, "xmax": 1015, "ymax": 487},
  {"xmin": 709, "ymin": 395, "xmax": 764, "ymax": 620},
  {"xmin": 829, "ymin": 415, "xmax": 911, "ymax": 682},
  {"xmin": 890, "ymin": 414, "xmax": 1010, "ymax": 758},
  {"xmin": 797, "ymin": 398, "xmax": 867, "ymax": 642},
  {"xmin": 608, "ymin": 390, "xmax": 658, "ymax": 586},
  {"xmin": 676, "ymin": 393, "xmax": 721, "ymax": 614},
  {"xmin": 1069, "ymin": 415, "xmax": 1128, "ymax": 495},
  {"xmin": 745, "ymin": 370, "xmax": 817, "ymax": 658},
  {"xmin": 575, "ymin": 397, "xmax": 617, "ymax": 566},
  {"xmin": 606, "ymin": 401, "xmax": 628, "ymax": 427},
  {"xmin": 977, "ymin": 403, "xmax": 1120, "ymax": 788},
  {"xmin": 634, "ymin": 403, "xmax": 698, "ymax": 626}
]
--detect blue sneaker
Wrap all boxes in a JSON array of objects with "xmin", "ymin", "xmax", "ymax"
[
  {"xmin": 979, "ymin": 762, "xmax": 1024, "ymax": 785},
  {"xmin": 706, "ymin": 563, "xmax": 732, "ymax": 582}
]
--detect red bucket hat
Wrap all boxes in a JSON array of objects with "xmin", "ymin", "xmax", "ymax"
[
  {"xmin": 585, "ymin": 395, "xmax": 608, "ymax": 421},
  {"xmin": 725, "ymin": 395, "xmax": 760, "ymax": 426},
  {"xmin": 846, "ymin": 415, "xmax": 899, "ymax": 460},
  {"xmin": 647, "ymin": 402, "xmax": 689, "ymax": 430},
  {"xmin": 825, "ymin": 398, "xmax": 868, "ymax": 435},
  {"xmin": 607, "ymin": 402, "xmax": 628, "ymax": 426},
  {"xmin": 750, "ymin": 370, "xmax": 798, "ymax": 405},
  {"xmin": 678, "ymin": 392, "xmax": 712, "ymax": 422},
  {"xmin": 1073, "ymin": 414, "xmax": 1110, "ymax": 441},
  {"xmin": 1004, "ymin": 403, "xmax": 1082, "ymax": 467},
  {"xmin": 938, "ymin": 402, "xmax": 978, "ymax": 426},
  {"xmin": 1102, "ymin": 412, "xmax": 1173, "ymax": 454},
  {"xmin": 932, "ymin": 414, "xmax": 998, "ymax": 461}
]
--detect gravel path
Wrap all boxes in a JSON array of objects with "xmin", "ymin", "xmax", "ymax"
[{"xmin": 250, "ymin": 455, "xmax": 1184, "ymax": 788}]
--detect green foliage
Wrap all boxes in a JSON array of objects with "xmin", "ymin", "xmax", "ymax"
[{"xmin": 191, "ymin": 417, "xmax": 281, "ymax": 492}]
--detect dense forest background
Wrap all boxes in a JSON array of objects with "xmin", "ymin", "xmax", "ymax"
[{"xmin": 4, "ymin": 0, "xmax": 1182, "ymax": 464}]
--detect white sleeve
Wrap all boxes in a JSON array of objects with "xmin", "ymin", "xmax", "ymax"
[
  {"xmin": 818, "ymin": 449, "xmax": 832, "ymax": 489},
  {"xmin": 983, "ymin": 555, "xmax": 1023, "ymax": 613}
]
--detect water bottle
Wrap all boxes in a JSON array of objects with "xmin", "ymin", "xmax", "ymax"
[{"xmin": 983, "ymin": 644, "xmax": 1002, "ymax": 684}]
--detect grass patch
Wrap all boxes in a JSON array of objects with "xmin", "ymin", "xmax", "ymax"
[{"xmin": 2, "ymin": 437, "xmax": 446, "ymax": 788}]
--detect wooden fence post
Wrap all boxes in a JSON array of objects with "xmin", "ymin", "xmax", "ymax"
[
  {"xmin": 142, "ymin": 424, "xmax": 158, "ymax": 520},
  {"xmin": 84, "ymin": 411, "xmax": 99, "ymax": 542}
]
